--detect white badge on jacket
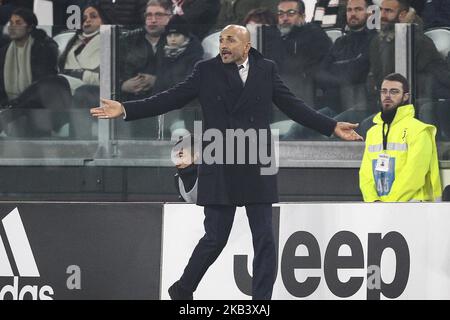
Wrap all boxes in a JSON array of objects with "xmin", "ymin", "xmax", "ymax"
[{"xmin": 375, "ymin": 154, "xmax": 390, "ymax": 172}]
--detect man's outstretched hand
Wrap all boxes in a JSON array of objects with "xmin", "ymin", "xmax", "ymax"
[
  {"xmin": 334, "ymin": 122, "xmax": 364, "ymax": 141},
  {"xmin": 90, "ymin": 98, "xmax": 124, "ymax": 119}
]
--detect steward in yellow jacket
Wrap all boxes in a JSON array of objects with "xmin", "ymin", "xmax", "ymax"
[{"xmin": 359, "ymin": 73, "xmax": 442, "ymax": 202}]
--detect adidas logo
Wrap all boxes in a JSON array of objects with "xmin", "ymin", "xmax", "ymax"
[{"xmin": 0, "ymin": 208, "xmax": 54, "ymax": 300}]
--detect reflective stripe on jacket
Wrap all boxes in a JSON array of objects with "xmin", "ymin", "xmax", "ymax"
[{"xmin": 359, "ymin": 104, "xmax": 442, "ymax": 202}]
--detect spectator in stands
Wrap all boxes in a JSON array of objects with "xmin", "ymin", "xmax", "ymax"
[
  {"xmin": 59, "ymin": 4, "xmax": 107, "ymax": 87},
  {"xmin": 119, "ymin": 0, "xmax": 172, "ymax": 101},
  {"xmin": 317, "ymin": 0, "xmax": 377, "ymax": 120},
  {"xmin": 276, "ymin": 0, "xmax": 332, "ymax": 107},
  {"xmin": 359, "ymin": 73, "xmax": 442, "ymax": 202},
  {"xmin": 153, "ymin": 14, "xmax": 203, "ymax": 138},
  {"xmin": 422, "ymin": 0, "xmax": 450, "ymax": 29},
  {"xmin": 242, "ymin": 8, "xmax": 283, "ymax": 69},
  {"xmin": 171, "ymin": 0, "xmax": 221, "ymax": 40},
  {"xmin": 93, "ymin": 0, "xmax": 148, "ymax": 26},
  {"xmin": 312, "ymin": 0, "xmax": 348, "ymax": 30},
  {"xmin": 368, "ymin": 0, "xmax": 450, "ymax": 108},
  {"xmin": 58, "ymin": 4, "xmax": 108, "ymax": 108},
  {"xmin": 0, "ymin": 8, "xmax": 71, "ymax": 136}
]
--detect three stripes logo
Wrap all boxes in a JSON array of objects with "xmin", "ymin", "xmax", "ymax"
[{"xmin": 0, "ymin": 208, "xmax": 54, "ymax": 300}]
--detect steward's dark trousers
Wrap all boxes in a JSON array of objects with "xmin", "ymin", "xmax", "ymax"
[{"xmin": 178, "ymin": 204, "xmax": 276, "ymax": 300}]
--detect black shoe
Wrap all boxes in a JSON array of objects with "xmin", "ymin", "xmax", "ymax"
[{"xmin": 168, "ymin": 281, "xmax": 193, "ymax": 300}]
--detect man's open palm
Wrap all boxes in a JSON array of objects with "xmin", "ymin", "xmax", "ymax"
[{"xmin": 90, "ymin": 98, "xmax": 124, "ymax": 119}]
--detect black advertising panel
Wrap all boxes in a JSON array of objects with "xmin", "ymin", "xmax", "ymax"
[{"xmin": 0, "ymin": 203, "xmax": 163, "ymax": 300}]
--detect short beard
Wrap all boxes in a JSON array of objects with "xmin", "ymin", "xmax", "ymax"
[
  {"xmin": 380, "ymin": 22, "xmax": 395, "ymax": 41},
  {"xmin": 348, "ymin": 22, "xmax": 366, "ymax": 31},
  {"xmin": 278, "ymin": 25, "xmax": 293, "ymax": 36},
  {"xmin": 146, "ymin": 26, "xmax": 164, "ymax": 38}
]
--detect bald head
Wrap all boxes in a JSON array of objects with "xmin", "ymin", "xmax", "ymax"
[
  {"xmin": 219, "ymin": 24, "xmax": 251, "ymax": 64},
  {"xmin": 222, "ymin": 25, "xmax": 251, "ymax": 42}
]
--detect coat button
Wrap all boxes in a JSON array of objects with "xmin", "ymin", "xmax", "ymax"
[
  {"xmin": 256, "ymin": 96, "xmax": 261, "ymax": 101},
  {"xmin": 217, "ymin": 96, "xmax": 222, "ymax": 101},
  {"xmin": 249, "ymin": 116, "xmax": 254, "ymax": 122}
]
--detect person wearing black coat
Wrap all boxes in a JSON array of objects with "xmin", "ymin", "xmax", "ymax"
[
  {"xmin": 91, "ymin": 25, "xmax": 362, "ymax": 300},
  {"xmin": 0, "ymin": 9, "xmax": 59, "ymax": 105},
  {"xmin": 316, "ymin": 0, "xmax": 377, "ymax": 118},
  {"xmin": 0, "ymin": 8, "xmax": 71, "ymax": 136},
  {"xmin": 153, "ymin": 16, "xmax": 204, "ymax": 94},
  {"xmin": 153, "ymin": 15, "xmax": 204, "ymax": 138}
]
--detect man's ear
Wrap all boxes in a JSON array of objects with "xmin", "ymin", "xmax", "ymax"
[
  {"xmin": 245, "ymin": 42, "xmax": 251, "ymax": 54},
  {"xmin": 403, "ymin": 92, "xmax": 410, "ymax": 103}
]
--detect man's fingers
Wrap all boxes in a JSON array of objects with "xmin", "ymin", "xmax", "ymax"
[
  {"xmin": 345, "ymin": 122, "xmax": 359, "ymax": 129},
  {"xmin": 354, "ymin": 132, "xmax": 364, "ymax": 141}
]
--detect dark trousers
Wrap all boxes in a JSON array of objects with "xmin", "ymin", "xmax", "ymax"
[{"xmin": 178, "ymin": 204, "xmax": 276, "ymax": 300}]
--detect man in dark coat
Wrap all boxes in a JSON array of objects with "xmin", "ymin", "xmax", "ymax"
[
  {"xmin": 369, "ymin": 0, "xmax": 450, "ymax": 103},
  {"xmin": 119, "ymin": 0, "xmax": 172, "ymax": 101},
  {"xmin": 317, "ymin": 0, "xmax": 377, "ymax": 118},
  {"xmin": 91, "ymin": 25, "xmax": 362, "ymax": 300},
  {"xmin": 276, "ymin": 0, "xmax": 332, "ymax": 107}
]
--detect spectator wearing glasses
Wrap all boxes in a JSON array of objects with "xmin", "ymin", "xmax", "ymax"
[
  {"xmin": 359, "ymin": 73, "xmax": 442, "ymax": 202},
  {"xmin": 119, "ymin": 0, "xmax": 172, "ymax": 101},
  {"xmin": 275, "ymin": 0, "xmax": 332, "ymax": 108}
]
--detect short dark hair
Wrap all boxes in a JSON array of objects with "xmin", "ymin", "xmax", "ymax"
[
  {"xmin": 243, "ymin": 8, "xmax": 278, "ymax": 25},
  {"xmin": 383, "ymin": 73, "xmax": 410, "ymax": 93},
  {"xmin": 347, "ymin": 0, "xmax": 373, "ymax": 8},
  {"xmin": 146, "ymin": 0, "xmax": 173, "ymax": 12},
  {"xmin": 11, "ymin": 7, "xmax": 38, "ymax": 29},
  {"xmin": 82, "ymin": 4, "xmax": 111, "ymax": 25},
  {"xmin": 278, "ymin": 0, "xmax": 306, "ymax": 15}
]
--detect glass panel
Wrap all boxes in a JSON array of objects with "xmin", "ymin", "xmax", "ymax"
[
  {"xmin": 0, "ymin": 24, "xmax": 99, "ymax": 160},
  {"xmin": 114, "ymin": 24, "xmax": 203, "ymax": 141},
  {"xmin": 419, "ymin": 26, "xmax": 450, "ymax": 143}
]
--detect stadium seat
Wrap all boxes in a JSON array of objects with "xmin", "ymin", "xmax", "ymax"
[
  {"xmin": 53, "ymin": 30, "xmax": 77, "ymax": 56},
  {"xmin": 201, "ymin": 31, "xmax": 220, "ymax": 59},
  {"xmin": 424, "ymin": 27, "xmax": 450, "ymax": 59}
]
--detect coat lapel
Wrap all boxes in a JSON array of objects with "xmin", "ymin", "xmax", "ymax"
[{"xmin": 231, "ymin": 53, "xmax": 264, "ymax": 113}]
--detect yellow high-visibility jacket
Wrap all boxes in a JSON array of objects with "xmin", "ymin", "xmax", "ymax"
[{"xmin": 359, "ymin": 104, "xmax": 442, "ymax": 202}]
